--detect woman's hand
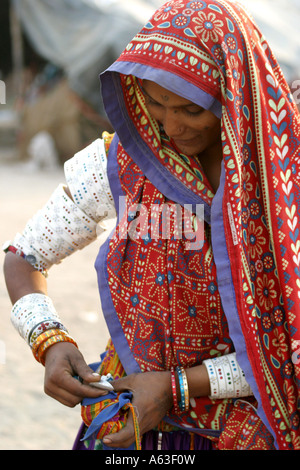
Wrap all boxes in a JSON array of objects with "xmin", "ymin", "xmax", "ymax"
[
  {"xmin": 102, "ymin": 371, "xmax": 173, "ymax": 448},
  {"xmin": 43, "ymin": 342, "xmax": 106, "ymax": 407}
]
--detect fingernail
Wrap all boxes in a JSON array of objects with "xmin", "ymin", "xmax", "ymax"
[
  {"xmin": 103, "ymin": 436, "xmax": 112, "ymax": 443},
  {"xmin": 92, "ymin": 372, "xmax": 100, "ymax": 377}
]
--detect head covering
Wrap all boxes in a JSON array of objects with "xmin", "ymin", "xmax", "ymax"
[{"xmin": 99, "ymin": 0, "xmax": 300, "ymax": 449}]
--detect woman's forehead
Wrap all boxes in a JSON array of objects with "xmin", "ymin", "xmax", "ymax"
[{"xmin": 142, "ymin": 79, "xmax": 198, "ymax": 106}]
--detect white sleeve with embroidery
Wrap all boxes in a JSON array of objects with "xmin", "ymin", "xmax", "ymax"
[{"xmin": 11, "ymin": 138, "xmax": 116, "ymax": 274}]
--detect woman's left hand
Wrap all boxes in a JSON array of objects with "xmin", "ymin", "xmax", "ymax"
[{"xmin": 102, "ymin": 371, "xmax": 173, "ymax": 448}]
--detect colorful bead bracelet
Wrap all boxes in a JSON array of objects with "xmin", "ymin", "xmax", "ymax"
[{"xmin": 170, "ymin": 366, "xmax": 190, "ymax": 414}]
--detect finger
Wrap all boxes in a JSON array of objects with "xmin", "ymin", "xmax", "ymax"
[
  {"xmin": 70, "ymin": 356, "xmax": 101, "ymax": 384},
  {"xmin": 102, "ymin": 411, "xmax": 136, "ymax": 449},
  {"xmin": 45, "ymin": 369, "xmax": 107, "ymax": 406},
  {"xmin": 45, "ymin": 383, "xmax": 83, "ymax": 407},
  {"xmin": 63, "ymin": 372, "xmax": 110, "ymax": 399},
  {"xmin": 110, "ymin": 375, "xmax": 135, "ymax": 392}
]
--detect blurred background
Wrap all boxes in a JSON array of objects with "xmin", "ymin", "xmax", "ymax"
[{"xmin": 0, "ymin": 0, "xmax": 299, "ymax": 450}]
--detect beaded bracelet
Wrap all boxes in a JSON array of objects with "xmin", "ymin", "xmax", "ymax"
[
  {"xmin": 170, "ymin": 367, "xmax": 180, "ymax": 414},
  {"xmin": 29, "ymin": 320, "xmax": 68, "ymax": 348},
  {"xmin": 176, "ymin": 366, "xmax": 190, "ymax": 412},
  {"xmin": 11, "ymin": 293, "xmax": 77, "ymax": 365}
]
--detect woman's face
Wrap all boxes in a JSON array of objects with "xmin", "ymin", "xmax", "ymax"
[{"xmin": 142, "ymin": 80, "xmax": 221, "ymax": 157}]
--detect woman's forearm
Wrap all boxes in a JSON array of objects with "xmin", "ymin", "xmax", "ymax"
[
  {"xmin": 3, "ymin": 252, "xmax": 48, "ymax": 304},
  {"xmin": 185, "ymin": 364, "xmax": 211, "ymax": 398}
]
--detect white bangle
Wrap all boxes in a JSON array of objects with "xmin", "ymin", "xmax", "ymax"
[
  {"xmin": 203, "ymin": 353, "xmax": 253, "ymax": 399},
  {"xmin": 64, "ymin": 138, "xmax": 116, "ymax": 223},
  {"xmin": 7, "ymin": 139, "xmax": 116, "ymax": 273},
  {"xmin": 11, "ymin": 183, "xmax": 98, "ymax": 272},
  {"xmin": 11, "ymin": 293, "xmax": 66, "ymax": 346}
]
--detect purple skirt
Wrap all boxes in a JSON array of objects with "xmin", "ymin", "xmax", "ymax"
[{"xmin": 73, "ymin": 422, "xmax": 212, "ymax": 451}]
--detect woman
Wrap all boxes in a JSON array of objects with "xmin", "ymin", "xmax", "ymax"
[{"xmin": 4, "ymin": 0, "xmax": 300, "ymax": 450}]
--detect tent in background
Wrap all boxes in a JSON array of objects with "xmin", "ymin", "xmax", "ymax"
[
  {"xmin": 12, "ymin": 0, "xmax": 300, "ymax": 111},
  {"xmin": 5, "ymin": 0, "xmax": 300, "ymax": 165},
  {"xmin": 12, "ymin": 0, "xmax": 162, "ymax": 112}
]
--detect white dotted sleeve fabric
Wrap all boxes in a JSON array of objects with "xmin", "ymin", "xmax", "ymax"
[{"xmin": 12, "ymin": 138, "xmax": 116, "ymax": 273}]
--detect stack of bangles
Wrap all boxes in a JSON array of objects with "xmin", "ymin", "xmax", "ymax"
[
  {"xmin": 32, "ymin": 329, "xmax": 77, "ymax": 365},
  {"xmin": 170, "ymin": 354, "xmax": 253, "ymax": 410},
  {"xmin": 171, "ymin": 366, "xmax": 189, "ymax": 413},
  {"xmin": 11, "ymin": 293, "xmax": 78, "ymax": 365}
]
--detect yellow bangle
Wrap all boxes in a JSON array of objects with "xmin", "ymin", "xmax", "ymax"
[
  {"xmin": 37, "ymin": 334, "xmax": 78, "ymax": 365},
  {"xmin": 31, "ymin": 329, "xmax": 63, "ymax": 357},
  {"xmin": 31, "ymin": 329, "xmax": 77, "ymax": 364}
]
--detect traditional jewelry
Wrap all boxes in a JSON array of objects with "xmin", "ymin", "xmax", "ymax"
[
  {"xmin": 11, "ymin": 293, "xmax": 62, "ymax": 343},
  {"xmin": 4, "ymin": 137, "xmax": 116, "ymax": 274},
  {"xmin": 176, "ymin": 366, "xmax": 190, "ymax": 412},
  {"xmin": 11, "ymin": 183, "xmax": 99, "ymax": 273},
  {"xmin": 64, "ymin": 138, "xmax": 116, "ymax": 225},
  {"xmin": 33, "ymin": 330, "xmax": 78, "ymax": 365},
  {"xmin": 29, "ymin": 320, "xmax": 68, "ymax": 347},
  {"xmin": 170, "ymin": 366, "xmax": 180, "ymax": 414},
  {"xmin": 31, "ymin": 328, "xmax": 64, "ymax": 358},
  {"xmin": 203, "ymin": 353, "xmax": 253, "ymax": 399},
  {"xmin": 11, "ymin": 293, "xmax": 77, "ymax": 365}
]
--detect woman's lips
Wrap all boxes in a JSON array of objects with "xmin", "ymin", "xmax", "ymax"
[{"xmin": 173, "ymin": 138, "xmax": 198, "ymax": 147}]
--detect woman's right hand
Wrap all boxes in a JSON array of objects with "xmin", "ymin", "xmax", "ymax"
[{"xmin": 43, "ymin": 342, "xmax": 106, "ymax": 407}]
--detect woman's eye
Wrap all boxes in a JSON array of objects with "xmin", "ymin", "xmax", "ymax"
[
  {"xmin": 184, "ymin": 107, "xmax": 204, "ymax": 116},
  {"xmin": 146, "ymin": 97, "xmax": 161, "ymax": 107}
]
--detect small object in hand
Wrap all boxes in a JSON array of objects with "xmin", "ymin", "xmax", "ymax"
[{"xmin": 90, "ymin": 373, "xmax": 114, "ymax": 391}]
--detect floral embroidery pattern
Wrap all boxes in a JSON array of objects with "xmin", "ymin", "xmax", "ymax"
[
  {"xmin": 256, "ymin": 274, "xmax": 277, "ymax": 311},
  {"xmin": 248, "ymin": 221, "xmax": 266, "ymax": 259},
  {"xmin": 153, "ymin": 0, "xmax": 185, "ymax": 22},
  {"xmin": 177, "ymin": 290, "xmax": 209, "ymax": 332},
  {"xmin": 192, "ymin": 11, "xmax": 224, "ymax": 42}
]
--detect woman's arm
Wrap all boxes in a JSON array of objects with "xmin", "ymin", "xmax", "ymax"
[
  {"xmin": 4, "ymin": 251, "xmax": 47, "ymax": 303},
  {"xmin": 3, "ymin": 137, "xmax": 116, "ymax": 406},
  {"xmin": 3, "ymin": 252, "xmax": 106, "ymax": 406}
]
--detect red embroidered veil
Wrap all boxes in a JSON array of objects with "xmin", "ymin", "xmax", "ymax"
[{"xmin": 96, "ymin": 0, "xmax": 300, "ymax": 449}]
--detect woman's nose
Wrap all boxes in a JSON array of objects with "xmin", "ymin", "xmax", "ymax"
[{"xmin": 162, "ymin": 110, "xmax": 184, "ymax": 138}]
